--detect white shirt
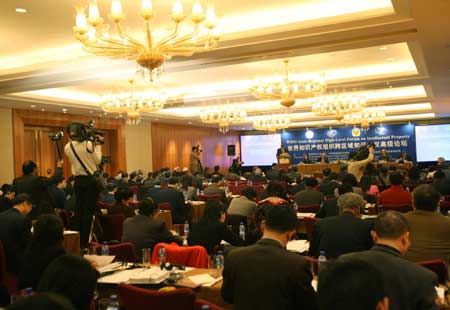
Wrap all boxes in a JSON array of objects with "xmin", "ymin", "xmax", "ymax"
[{"xmin": 64, "ymin": 141, "xmax": 102, "ymax": 176}]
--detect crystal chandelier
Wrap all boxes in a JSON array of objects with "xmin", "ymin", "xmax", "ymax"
[
  {"xmin": 343, "ymin": 109, "xmax": 386, "ymax": 130},
  {"xmin": 311, "ymin": 94, "xmax": 367, "ymax": 121},
  {"xmin": 253, "ymin": 116, "xmax": 290, "ymax": 132},
  {"xmin": 101, "ymin": 79, "xmax": 167, "ymax": 125},
  {"xmin": 200, "ymin": 106, "xmax": 247, "ymax": 133},
  {"xmin": 74, "ymin": 0, "xmax": 221, "ymax": 80},
  {"xmin": 249, "ymin": 60, "xmax": 326, "ymax": 108}
]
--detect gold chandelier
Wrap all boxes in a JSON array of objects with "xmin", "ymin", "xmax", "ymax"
[
  {"xmin": 101, "ymin": 79, "xmax": 167, "ymax": 125},
  {"xmin": 249, "ymin": 60, "xmax": 326, "ymax": 108},
  {"xmin": 311, "ymin": 94, "xmax": 367, "ymax": 121},
  {"xmin": 343, "ymin": 109, "xmax": 386, "ymax": 130},
  {"xmin": 253, "ymin": 116, "xmax": 290, "ymax": 132},
  {"xmin": 200, "ymin": 106, "xmax": 247, "ymax": 133},
  {"xmin": 74, "ymin": 0, "xmax": 221, "ymax": 80}
]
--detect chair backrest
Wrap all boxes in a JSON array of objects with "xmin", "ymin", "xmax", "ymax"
[
  {"xmin": 99, "ymin": 214, "xmax": 125, "ymax": 242},
  {"xmin": 151, "ymin": 243, "xmax": 209, "ymax": 268},
  {"xmin": 379, "ymin": 204, "xmax": 413, "ymax": 213},
  {"xmin": 303, "ymin": 217, "xmax": 320, "ymax": 240},
  {"xmin": 157, "ymin": 202, "xmax": 171, "ymax": 211},
  {"xmin": 118, "ymin": 284, "xmax": 195, "ymax": 310},
  {"xmin": 297, "ymin": 204, "xmax": 320, "ymax": 213},
  {"xmin": 198, "ymin": 194, "xmax": 221, "ymax": 202},
  {"xmin": 417, "ymin": 259, "xmax": 449, "ymax": 284}
]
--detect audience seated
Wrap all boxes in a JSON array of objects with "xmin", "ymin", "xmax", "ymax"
[
  {"xmin": 335, "ymin": 173, "xmax": 363, "ymax": 197},
  {"xmin": 122, "ymin": 198, "xmax": 182, "ymax": 261},
  {"xmin": 431, "ymin": 170, "xmax": 450, "ymax": 196},
  {"xmin": 203, "ymin": 175, "xmax": 226, "ymax": 203},
  {"xmin": 227, "ymin": 187, "xmax": 257, "ymax": 219},
  {"xmin": 318, "ymin": 169, "xmax": 339, "ymax": 196},
  {"xmin": 222, "ymin": 205, "xmax": 317, "ymax": 310},
  {"xmin": 180, "ymin": 175, "xmax": 197, "ymax": 201},
  {"xmin": 211, "ymin": 165, "xmax": 224, "ymax": 179},
  {"xmin": 116, "ymin": 171, "xmax": 129, "ymax": 188},
  {"xmin": 100, "ymin": 182, "xmax": 117, "ymax": 205},
  {"xmin": 295, "ymin": 177, "xmax": 324, "ymax": 206},
  {"xmin": 259, "ymin": 180, "xmax": 288, "ymax": 201},
  {"xmin": 249, "ymin": 167, "xmax": 266, "ymax": 183},
  {"xmin": 404, "ymin": 184, "xmax": 450, "ymax": 262},
  {"xmin": 340, "ymin": 211, "xmax": 437, "ymax": 310},
  {"xmin": 318, "ymin": 259, "xmax": 389, "ymax": 310},
  {"xmin": 37, "ymin": 255, "xmax": 98, "ymax": 310},
  {"xmin": 7, "ymin": 293, "xmax": 76, "ymax": 310},
  {"xmin": 108, "ymin": 188, "xmax": 135, "ymax": 218},
  {"xmin": 19, "ymin": 214, "xmax": 66, "ymax": 290},
  {"xmin": 0, "ymin": 184, "xmax": 14, "ymax": 213},
  {"xmin": 49, "ymin": 176, "xmax": 67, "ymax": 210},
  {"xmin": 289, "ymin": 176, "xmax": 305, "ymax": 195},
  {"xmin": 286, "ymin": 166, "xmax": 298, "ymax": 183},
  {"xmin": 309, "ymin": 193, "xmax": 373, "ymax": 258},
  {"xmin": 378, "ymin": 173, "xmax": 412, "ymax": 206},
  {"xmin": 315, "ymin": 184, "xmax": 353, "ymax": 219},
  {"xmin": 149, "ymin": 178, "xmax": 190, "ymax": 224},
  {"xmin": 188, "ymin": 201, "xmax": 243, "ymax": 254},
  {"xmin": 0, "ymin": 194, "xmax": 33, "ymax": 273}
]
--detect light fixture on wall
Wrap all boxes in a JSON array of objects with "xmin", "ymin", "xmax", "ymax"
[
  {"xmin": 249, "ymin": 60, "xmax": 326, "ymax": 108},
  {"xmin": 311, "ymin": 93, "xmax": 367, "ymax": 121},
  {"xmin": 73, "ymin": 0, "xmax": 221, "ymax": 80},
  {"xmin": 100, "ymin": 79, "xmax": 168, "ymax": 125},
  {"xmin": 200, "ymin": 106, "xmax": 247, "ymax": 133},
  {"xmin": 253, "ymin": 115, "xmax": 290, "ymax": 132}
]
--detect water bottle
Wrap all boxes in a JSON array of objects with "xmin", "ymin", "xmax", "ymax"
[
  {"xmin": 158, "ymin": 246, "xmax": 166, "ymax": 266},
  {"xmin": 184, "ymin": 220, "xmax": 189, "ymax": 237},
  {"xmin": 106, "ymin": 294, "xmax": 119, "ymax": 310},
  {"xmin": 293, "ymin": 202, "xmax": 298, "ymax": 210},
  {"xmin": 239, "ymin": 222, "xmax": 246, "ymax": 240},
  {"xmin": 318, "ymin": 251, "xmax": 327, "ymax": 275},
  {"xmin": 133, "ymin": 193, "xmax": 137, "ymax": 201},
  {"xmin": 196, "ymin": 188, "xmax": 200, "ymax": 196},
  {"xmin": 24, "ymin": 287, "xmax": 33, "ymax": 297},
  {"xmin": 215, "ymin": 250, "xmax": 224, "ymax": 270},
  {"xmin": 101, "ymin": 242, "xmax": 109, "ymax": 256}
]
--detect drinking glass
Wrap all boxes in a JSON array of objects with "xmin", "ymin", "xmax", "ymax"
[{"xmin": 142, "ymin": 248, "xmax": 151, "ymax": 267}]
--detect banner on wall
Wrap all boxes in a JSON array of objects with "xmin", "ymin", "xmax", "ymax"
[{"xmin": 281, "ymin": 124, "xmax": 416, "ymax": 164}]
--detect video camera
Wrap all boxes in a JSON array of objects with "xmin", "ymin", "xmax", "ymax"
[
  {"xmin": 67, "ymin": 120, "xmax": 104, "ymax": 153},
  {"xmin": 49, "ymin": 131, "xmax": 64, "ymax": 141},
  {"xmin": 351, "ymin": 142, "xmax": 375, "ymax": 161}
]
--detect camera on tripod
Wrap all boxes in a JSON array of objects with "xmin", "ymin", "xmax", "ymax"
[
  {"xmin": 49, "ymin": 131, "xmax": 64, "ymax": 141},
  {"xmin": 86, "ymin": 120, "xmax": 104, "ymax": 145}
]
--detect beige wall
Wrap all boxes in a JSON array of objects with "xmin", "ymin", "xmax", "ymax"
[
  {"xmin": 125, "ymin": 121, "xmax": 153, "ymax": 174},
  {"xmin": 0, "ymin": 108, "xmax": 14, "ymax": 184}
]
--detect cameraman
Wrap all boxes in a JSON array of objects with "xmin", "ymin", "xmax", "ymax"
[
  {"xmin": 348, "ymin": 144, "xmax": 375, "ymax": 183},
  {"xmin": 64, "ymin": 123, "xmax": 102, "ymax": 247}
]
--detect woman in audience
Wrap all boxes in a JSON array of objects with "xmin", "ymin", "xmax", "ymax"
[
  {"xmin": 37, "ymin": 255, "xmax": 98, "ymax": 310},
  {"xmin": 180, "ymin": 175, "xmax": 197, "ymax": 201},
  {"xmin": 0, "ymin": 184, "xmax": 15, "ymax": 212},
  {"xmin": 19, "ymin": 214, "xmax": 66, "ymax": 290},
  {"xmin": 188, "ymin": 200, "xmax": 244, "ymax": 254},
  {"xmin": 108, "ymin": 188, "xmax": 135, "ymax": 218}
]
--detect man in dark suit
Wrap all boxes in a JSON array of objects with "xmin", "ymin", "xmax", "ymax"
[
  {"xmin": 340, "ymin": 211, "xmax": 437, "ymax": 310},
  {"xmin": 122, "ymin": 198, "xmax": 182, "ymax": 261},
  {"xmin": 309, "ymin": 192, "xmax": 374, "ymax": 258},
  {"xmin": 431, "ymin": 170, "xmax": 450, "ymax": 196},
  {"xmin": 13, "ymin": 160, "xmax": 63, "ymax": 217},
  {"xmin": 315, "ymin": 183, "xmax": 353, "ymax": 219},
  {"xmin": 318, "ymin": 169, "xmax": 339, "ymax": 197},
  {"xmin": 149, "ymin": 178, "xmax": 191, "ymax": 224},
  {"xmin": 249, "ymin": 167, "xmax": 267, "ymax": 183},
  {"xmin": 294, "ymin": 177, "xmax": 324, "ymax": 206},
  {"xmin": 0, "ymin": 194, "xmax": 33, "ymax": 273},
  {"xmin": 222, "ymin": 206, "xmax": 317, "ymax": 310},
  {"xmin": 203, "ymin": 175, "xmax": 226, "ymax": 203}
]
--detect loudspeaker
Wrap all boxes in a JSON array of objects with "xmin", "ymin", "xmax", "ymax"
[{"xmin": 227, "ymin": 144, "xmax": 236, "ymax": 156}]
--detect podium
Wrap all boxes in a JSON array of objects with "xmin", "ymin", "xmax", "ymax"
[{"xmin": 278, "ymin": 153, "xmax": 291, "ymax": 171}]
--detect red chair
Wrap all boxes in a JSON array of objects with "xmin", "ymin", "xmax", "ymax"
[
  {"xmin": 417, "ymin": 259, "xmax": 449, "ymax": 284},
  {"xmin": 297, "ymin": 204, "xmax": 320, "ymax": 213},
  {"xmin": 228, "ymin": 185, "xmax": 245, "ymax": 195},
  {"xmin": 99, "ymin": 214, "xmax": 125, "ymax": 242},
  {"xmin": 89, "ymin": 242, "xmax": 136, "ymax": 263},
  {"xmin": 379, "ymin": 204, "xmax": 413, "ymax": 213},
  {"xmin": 97, "ymin": 200, "xmax": 113, "ymax": 210},
  {"xmin": 157, "ymin": 202, "xmax": 171, "ymax": 211},
  {"xmin": 118, "ymin": 284, "xmax": 195, "ymax": 310},
  {"xmin": 0, "ymin": 240, "xmax": 18, "ymax": 295},
  {"xmin": 151, "ymin": 243, "xmax": 209, "ymax": 268},
  {"xmin": 439, "ymin": 200, "xmax": 450, "ymax": 214},
  {"xmin": 198, "ymin": 194, "xmax": 222, "ymax": 202},
  {"xmin": 303, "ymin": 217, "xmax": 320, "ymax": 240},
  {"xmin": 128, "ymin": 186, "xmax": 139, "ymax": 196}
]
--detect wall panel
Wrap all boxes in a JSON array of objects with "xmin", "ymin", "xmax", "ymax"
[{"xmin": 151, "ymin": 123, "xmax": 240, "ymax": 173}]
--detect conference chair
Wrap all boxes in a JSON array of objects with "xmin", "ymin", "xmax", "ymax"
[
  {"xmin": 99, "ymin": 214, "xmax": 125, "ymax": 242},
  {"xmin": 0, "ymin": 241, "xmax": 18, "ymax": 295},
  {"xmin": 303, "ymin": 217, "xmax": 320, "ymax": 240},
  {"xmin": 379, "ymin": 204, "xmax": 413, "ymax": 213},
  {"xmin": 417, "ymin": 259, "xmax": 449, "ymax": 284},
  {"xmin": 151, "ymin": 243, "xmax": 209, "ymax": 268}
]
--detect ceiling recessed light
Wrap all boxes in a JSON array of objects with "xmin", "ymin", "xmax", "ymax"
[
  {"xmin": 386, "ymin": 57, "xmax": 395, "ymax": 61},
  {"xmin": 62, "ymin": 108, "xmax": 68, "ymax": 113},
  {"xmin": 118, "ymin": 115, "xmax": 123, "ymax": 118},
  {"xmin": 15, "ymin": 8, "xmax": 27, "ymax": 13},
  {"xmin": 89, "ymin": 111, "xmax": 94, "ymax": 114},
  {"xmin": 379, "ymin": 46, "xmax": 388, "ymax": 51},
  {"xmin": 30, "ymin": 105, "xmax": 36, "ymax": 108},
  {"xmin": 155, "ymin": 118, "xmax": 159, "ymax": 121},
  {"xmin": 41, "ymin": 109, "xmax": 45, "ymax": 112},
  {"xmin": 188, "ymin": 122, "xmax": 192, "ymax": 125}
]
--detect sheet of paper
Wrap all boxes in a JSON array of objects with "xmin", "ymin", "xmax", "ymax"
[
  {"xmin": 297, "ymin": 213, "xmax": 316, "ymax": 219},
  {"xmin": 188, "ymin": 273, "xmax": 219, "ymax": 286},
  {"xmin": 98, "ymin": 269, "xmax": 135, "ymax": 284},
  {"xmin": 128, "ymin": 268, "xmax": 169, "ymax": 284},
  {"xmin": 84, "ymin": 255, "xmax": 115, "ymax": 267},
  {"xmin": 287, "ymin": 240, "xmax": 310, "ymax": 253},
  {"xmin": 63, "ymin": 230, "xmax": 79, "ymax": 235},
  {"xmin": 201, "ymin": 276, "xmax": 222, "ymax": 287}
]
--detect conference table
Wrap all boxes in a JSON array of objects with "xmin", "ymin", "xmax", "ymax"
[{"xmin": 296, "ymin": 162, "xmax": 413, "ymax": 176}]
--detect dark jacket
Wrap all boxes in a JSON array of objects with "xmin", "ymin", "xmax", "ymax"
[
  {"xmin": 315, "ymin": 198, "xmax": 338, "ymax": 219},
  {"xmin": 309, "ymin": 212, "xmax": 374, "ymax": 258},
  {"xmin": 0, "ymin": 197, "xmax": 13, "ymax": 213},
  {"xmin": 203, "ymin": 184, "xmax": 226, "ymax": 203},
  {"xmin": 318, "ymin": 179, "xmax": 339, "ymax": 197},
  {"xmin": 340, "ymin": 244, "xmax": 437, "ymax": 310},
  {"xmin": 0, "ymin": 208, "xmax": 32, "ymax": 273},
  {"xmin": 249, "ymin": 174, "xmax": 267, "ymax": 183},
  {"xmin": 122, "ymin": 215, "xmax": 182, "ymax": 260},
  {"xmin": 222, "ymin": 238, "xmax": 318, "ymax": 310},
  {"xmin": 188, "ymin": 220, "xmax": 244, "ymax": 254},
  {"xmin": 431, "ymin": 181, "xmax": 450, "ymax": 196},
  {"xmin": 19, "ymin": 244, "xmax": 66, "ymax": 290},
  {"xmin": 149, "ymin": 187, "xmax": 190, "ymax": 224},
  {"xmin": 294, "ymin": 189, "xmax": 324, "ymax": 206},
  {"xmin": 108, "ymin": 202, "xmax": 135, "ymax": 218}
]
